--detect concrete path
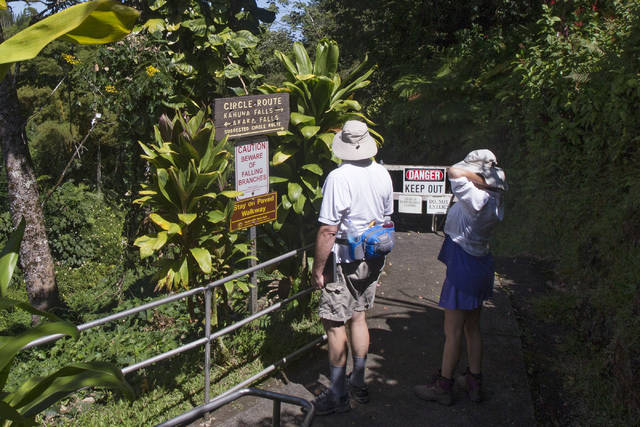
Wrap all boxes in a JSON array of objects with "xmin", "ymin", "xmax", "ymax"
[{"xmin": 197, "ymin": 232, "xmax": 535, "ymax": 426}]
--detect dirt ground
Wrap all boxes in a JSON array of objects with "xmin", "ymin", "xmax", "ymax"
[{"xmin": 187, "ymin": 230, "xmax": 568, "ymax": 427}]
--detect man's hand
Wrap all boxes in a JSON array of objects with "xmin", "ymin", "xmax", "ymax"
[
  {"xmin": 312, "ymin": 224, "xmax": 338, "ymax": 290},
  {"xmin": 312, "ymin": 271, "xmax": 325, "ymax": 290}
]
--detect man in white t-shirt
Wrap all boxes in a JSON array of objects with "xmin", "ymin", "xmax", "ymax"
[{"xmin": 310, "ymin": 120, "xmax": 393, "ymax": 415}]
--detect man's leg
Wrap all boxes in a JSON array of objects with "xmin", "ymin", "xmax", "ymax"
[
  {"xmin": 322, "ymin": 318, "xmax": 348, "ymax": 398},
  {"xmin": 348, "ymin": 310, "xmax": 369, "ymax": 388}
]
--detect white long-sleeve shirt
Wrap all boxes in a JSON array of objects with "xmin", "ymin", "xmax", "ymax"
[{"xmin": 444, "ymin": 176, "xmax": 504, "ymax": 256}]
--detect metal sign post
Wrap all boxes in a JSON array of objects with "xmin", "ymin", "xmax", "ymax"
[{"xmin": 214, "ymin": 93, "xmax": 290, "ymax": 316}]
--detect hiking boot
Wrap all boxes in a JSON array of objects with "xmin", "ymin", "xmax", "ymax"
[
  {"xmin": 414, "ymin": 373, "xmax": 453, "ymax": 406},
  {"xmin": 347, "ymin": 373, "xmax": 370, "ymax": 404},
  {"xmin": 456, "ymin": 367, "xmax": 483, "ymax": 403},
  {"xmin": 310, "ymin": 389, "xmax": 350, "ymax": 416}
]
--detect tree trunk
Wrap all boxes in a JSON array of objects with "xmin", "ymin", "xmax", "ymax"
[{"xmin": 0, "ymin": 31, "xmax": 59, "ymax": 312}]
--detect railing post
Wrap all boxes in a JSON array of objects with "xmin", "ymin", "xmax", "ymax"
[
  {"xmin": 272, "ymin": 400, "xmax": 281, "ymax": 427},
  {"xmin": 249, "ymin": 226, "xmax": 257, "ymax": 314},
  {"xmin": 204, "ymin": 288, "xmax": 212, "ymax": 403}
]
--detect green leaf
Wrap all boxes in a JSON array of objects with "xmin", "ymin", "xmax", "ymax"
[
  {"xmin": 178, "ymin": 257, "xmax": 189, "ymax": 286},
  {"xmin": 0, "ymin": 0, "xmax": 140, "ymax": 81},
  {"xmin": 274, "ymin": 49, "xmax": 298, "ymax": 78},
  {"xmin": 287, "ymin": 182, "xmax": 303, "ymax": 203},
  {"xmin": 0, "ymin": 321, "xmax": 78, "ymax": 374},
  {"xmin": 207, "ymin": 210, "xmax": 226, "ymax": 224},
  {"xmin": 301, "ymin": 164, "xmax": 323, "ymax": 176},
  {"xmin": 269, "ymin": 176, "xmax": 288, "ymax": 184},
  {"xmin": 224, "ymin": 282, "xmax": 234, "ymax": 293},
  {"xmin": 281, "ymin": 194, "xmax": 292, "ymax": 210},
  {"xmin": 178, "ymin": 213, "xmax": 197, "ymax": 225},
  {"xmin": 292, "ymin": 41, "xmax": 313, "ymax": 75},
  {"xmin": 7, "ymin": 362, "xmax": 134, "ymax": 417},
  {"xmin": 293, "ymin": 193, "xmax": 306, "ymax": 214},
  {"xmin": 0, "ymin": 299, "xmax": 60, "ymax": 322},
  {"xmin": 300, "ymin": 126, "xmax": 320, "ymax": 140},
  {"xmin": 272, "ymin": 147, "xmax": 298, "ymax": 165},
  {"xmin": 189, "ymin": 248, "xmax": 212, "ymax": 274},
  {"xmin": 317, "ymin": 133, "xmax": 334, "ymax": 150},
  {"xmin": 141, "ymin": 18, "xmax": 165, "ymax": 33},
  {"xmin": 0, "ymin": 401, "xmax": 37, "ymax": 426},
  {"xmin": 133, "ymin": 232, "xmax": 167, "ymax": 259},
  {"xmin": 290, "ymin": 112, "xmax": 315, "ymax": 126},
  {"xmin": 237, "ymin": 282, "xmax": 249, "ymax": 293},
  {"xmin": 219, "ymin": 191, "xmax": 242, "ymax": 199},
  {"xmin": 0, "ymin": 218, "xmax": 25, "ymax": 297}
]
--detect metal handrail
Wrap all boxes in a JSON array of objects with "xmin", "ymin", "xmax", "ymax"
[
  {"xmin": 156, "ymin": 387, "xmax": 315, "ymax": 427},
  {"xmin": 21, "ymin": 242, "xmax": 322, "ymax": 425},
  {"xmin": 24, "ymin": 243, "xmax": 313, "ymax": 350}
]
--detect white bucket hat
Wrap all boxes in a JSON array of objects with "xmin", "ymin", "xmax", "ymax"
[
  {"xmin": 453, "ymin": 149, "xmax": 507, "ymax": 190},
  {"xmin": 332, "ymin": 120, "xmax": 378, "ymax": 161}
]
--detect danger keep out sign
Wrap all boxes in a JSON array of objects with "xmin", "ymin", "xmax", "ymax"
[{"xmin": 403, "ymin": 167, "xmax": 446, "ymax": 195}]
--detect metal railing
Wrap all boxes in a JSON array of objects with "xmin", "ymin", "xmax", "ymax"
[
  {"xmin": 157, "ymin": 387, "xmax": 314, "ymax": 427},
  {"xmin": 25, "ymin": 243, "xmax": 324, "ymax": 425}
]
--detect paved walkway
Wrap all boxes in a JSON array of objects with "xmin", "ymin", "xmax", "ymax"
[{"xmin": 199, "ymin": 232, "xmax": 535, "ymax": 426}]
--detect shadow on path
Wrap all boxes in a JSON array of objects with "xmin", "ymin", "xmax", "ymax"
[{"xmin": 196, "ymin": 232, "xmax": 535, "ymax": 426}]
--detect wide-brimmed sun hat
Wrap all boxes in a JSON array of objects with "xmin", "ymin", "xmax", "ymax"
[
  {"xmin": 332, "ymin": 120, "xmax": 378, "ymax": 161},
  {"xmin": 453, "ymin": 149, "xmax": 507, "ymax": 190}
]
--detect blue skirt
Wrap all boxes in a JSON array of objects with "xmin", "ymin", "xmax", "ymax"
[{"xmin": 437, "ymin": 235, "xmax": 494, "ymax": 310}]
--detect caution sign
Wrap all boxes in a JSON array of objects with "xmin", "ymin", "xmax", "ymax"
[
  {"xmin": 403, "ymin": 167, "xmax": 446, "ymax": 195},
  {"xmin": 230, "ymin": 192, "xmax": 277, "ymax": 232},
  {"xmin": 235, "ymin": 137, "xmax": 269, "ymax": 200},
  {"xmin": 426, "ymin": 195, "xmax": 452, "ymax": 214},
  {"xmin": 214, "ymin": 93, "xmax": 289, "ymax": 140}
]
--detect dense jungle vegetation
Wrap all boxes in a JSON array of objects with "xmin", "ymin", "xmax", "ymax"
[{"xmin": 0, "ymin": 0, "xmax": 638, "ymax": 425}]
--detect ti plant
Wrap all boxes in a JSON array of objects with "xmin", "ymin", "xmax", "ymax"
[
  {"xmin": 258, "ymin": 39, "xmax": 379, "ymax": 294},
  {"xmin": 0, "ymin": 219, "xmax": 134, "ymax": 426},
  {"xmin": 133, "ymin": 108, "xmax": 252, "ymax": 326}
]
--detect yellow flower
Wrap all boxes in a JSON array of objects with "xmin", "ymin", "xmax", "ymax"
[
  {"xmin": 105, "ymin": 85, "xmax": 118, "ymax": 93},
  {"xmin": 145, "ymin": 65, "xmax": 160, "ymax": 77},
  {"xmin": 62, "ymin": 53, "xmax": 80, "ymax": 65}
]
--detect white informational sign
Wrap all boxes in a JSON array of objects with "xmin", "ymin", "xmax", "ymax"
[
  {"xmin": 403, "ymin": 167, "xmax": 446, "ymax": 195},
  {"xmin": 235, "ymin": 137, "xmax": 269, "ymax": 200},
  {"xmin": 426, "ymin": 194, "xmax": 453, "ymax": 214},
  {"xmin": 398, "ymin": 195, "xmax": 423, "ymax": 214}
]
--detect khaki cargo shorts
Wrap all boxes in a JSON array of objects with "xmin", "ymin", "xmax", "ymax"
[{"xmin": 318, "ymin": 257, "xmax": 386, "ymax": 322}]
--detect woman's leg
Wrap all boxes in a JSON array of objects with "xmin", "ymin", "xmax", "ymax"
[
  {"xmin": 463, "ymin": 307, "xmax": 482, "ymax": 374},
  {"xmin": 441, "ymin": 308, "xmax": 466, "ymax": 378}
]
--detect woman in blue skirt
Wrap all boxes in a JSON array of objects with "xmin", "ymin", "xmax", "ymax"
[{"xmin": 415, "ymin": 149, "xmax": 507, "ymax": 405}]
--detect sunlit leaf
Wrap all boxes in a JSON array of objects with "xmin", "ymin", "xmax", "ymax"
[
  {"xmin": 190, "ymin": 248, "xmax": 212, "ymax": 274},
  {"xmin": 0, "ymin": 0, "xmax": 140, "ymax": 81}
]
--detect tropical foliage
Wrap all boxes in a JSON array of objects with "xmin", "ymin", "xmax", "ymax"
[
  {"xmin": 133, "ymin": 109, "xmax": 249, "ymax": 294},
  {"xmin": 0, "ymin": 220, "xmax": 133, "ymax": 426},
  {"xmin": 258, "ymin": 39, "xmax": 377, "ymax": 290}
]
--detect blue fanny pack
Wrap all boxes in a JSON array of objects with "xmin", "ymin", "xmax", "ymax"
[{"xmin": 347, "ymin": 224, "xmax": 395, "ymax": 260}]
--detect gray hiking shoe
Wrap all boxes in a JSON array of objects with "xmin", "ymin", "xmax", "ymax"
[
  {"xmin": 414, "ymin": 373, "xmax": 453, "ymax": 406},
  {"xmin": 456, "ymin": 367, "xmax": 483, "ymax": 403},
  {"xmin": 311, "ymin": 389, "xmax": 350, "ymax": 416},
  {"xmin": 347, "ymin": 373, "xmax": 370, "ymax": 404}
]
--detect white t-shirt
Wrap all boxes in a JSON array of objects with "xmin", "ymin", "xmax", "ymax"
[
  {"xmin": 444, "ymin": 176, "xmax": 504, "ymax": 256},
  {"xmin": 318, "ymin": 160, "xmax": 394, "ymax": 262}
]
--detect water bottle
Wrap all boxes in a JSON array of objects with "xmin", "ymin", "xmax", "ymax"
[
  {"xmin": 346, "ymin": 219, "xmax": 359, "ymax": 243},
  {"xmin": 383, "ymin": 215, "xmax": 394, "ymax": 228}
]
